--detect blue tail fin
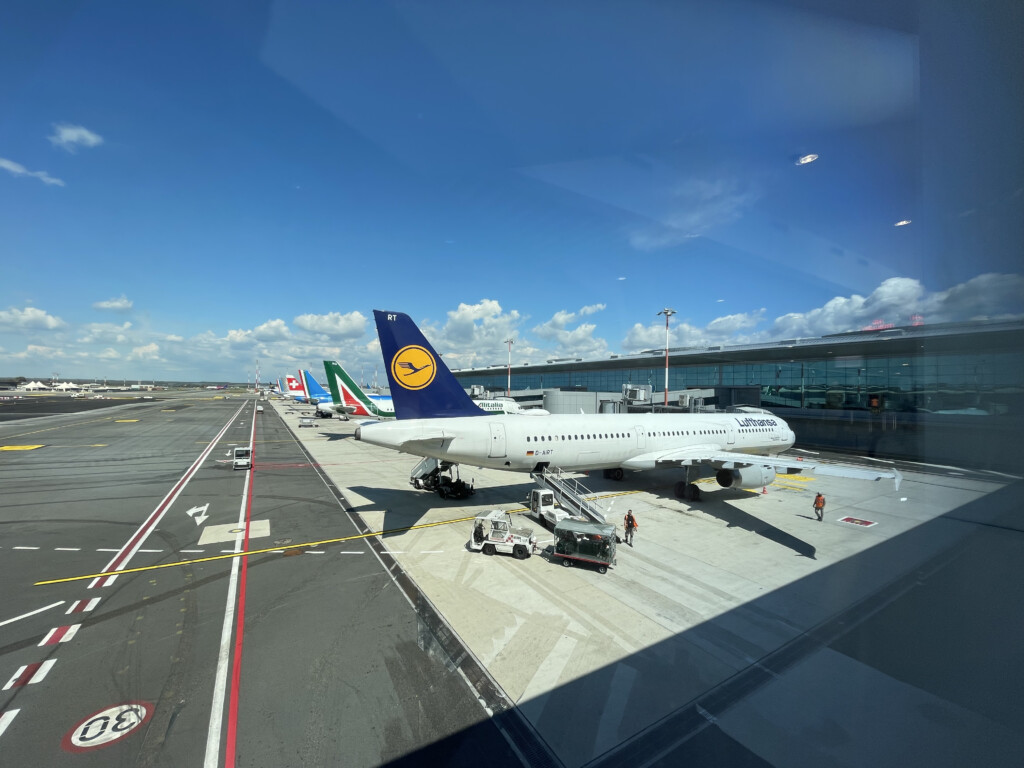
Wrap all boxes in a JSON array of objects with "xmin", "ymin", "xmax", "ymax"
[
  {"xmin": 301, "ymin": 370, "xmax": 331, "ymax": 401},
  {"xmin": 373, "ymin": 310, "xmax": 487, "ymax": 419}
]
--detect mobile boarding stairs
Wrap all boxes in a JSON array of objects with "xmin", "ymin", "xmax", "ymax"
[{"xmin": 530, "ymin": 466, "xmax": 608, "ymax": 525}]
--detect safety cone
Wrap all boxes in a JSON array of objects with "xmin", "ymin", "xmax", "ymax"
[{"xmin": 762, "ymin": 486, "xmax": 768, "ymax": 494}]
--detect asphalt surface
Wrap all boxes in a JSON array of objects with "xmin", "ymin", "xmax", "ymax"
[
  {"xmin": 0, "ymin": 394, "xmax": 521, "ymax": 766},
  {"xmin": 3, "ymin": 392, "xmax": 1021, "ymax": 767},
  {"xmin": 0, "ymin": 394, "xmax": 152, "ymax": 422}
]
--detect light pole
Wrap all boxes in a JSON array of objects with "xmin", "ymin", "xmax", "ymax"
[
  {"xmin": 503, "ymin": 338, "xmax": 515, "ymax": 397},
  {"xmin": 657, "ymin": 308, "xmax": 676, "ymax": 407}
]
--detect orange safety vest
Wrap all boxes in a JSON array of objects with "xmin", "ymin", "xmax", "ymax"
[{"xmin": 813, "ymin": 496, "xmax": 825, "ymax": 509}]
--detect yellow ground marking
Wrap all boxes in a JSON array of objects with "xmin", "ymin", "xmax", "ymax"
[
  {"xmin": 35, "ymin": 515, "xmax": 481, "ymax": 586},
  {"xmin": 115, "ymin": 419, "xmax": 139, "ymax": 423},
  {"xmin": 0, "ymin": 415, "xmax": 117, "ymax": 440},
  {"xmin": 772, "ymin": 482, "xmax": 807, "ymax": 491},
  {"xmin": 1, "ymin": 445, "xmax": 45, "ymax": 451},
  {"xmin": 22, "ymin": 444, "xmax": 109, "ymax": 449}
]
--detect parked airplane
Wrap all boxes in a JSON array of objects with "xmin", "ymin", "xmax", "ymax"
[
  {"xmin": 300, "ymin": 369, "xmax": 356, "ymax": 418},
  {"xmin": 322, "ymin": 361, "xmax": 396, "ymax": 419},
  {"xmin": 322, "ymin": 360, "xmax": 547, "ymax": 420},
  {"xmin": 356, "ymin": 310, "xmax": 901, "ymax": 499},
  {"xmin": 283, "ymin": 374, "xmax": 308, "ymax": 402}
]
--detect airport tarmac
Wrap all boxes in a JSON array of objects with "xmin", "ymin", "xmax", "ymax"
[
  {"xmin": 272, "ymin": 398, "xmax": 1024, "ymax": 768},
  {"xmin": 0, "ymin": 394, "xmax": 522, "ymax": 767}
]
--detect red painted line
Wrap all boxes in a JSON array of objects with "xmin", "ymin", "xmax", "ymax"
[
  {"xmin": 89, "ymin": 406, "xmax": 244, "ymax": 588},
  {"xmin": 223, "ymin": 408, "xmax": 257, "ymax": 766},
  {"xmin": 66, "ymin": 598, "xmax": 100, "ymax": 614},
  {"xmin": 40, "ymin": 624, "xmax": 81, "ymax": 646}
]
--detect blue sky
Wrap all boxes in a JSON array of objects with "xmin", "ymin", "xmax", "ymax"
[{"xmin": 1, "ymin": 0, "xmax": 1021, "ymax": 384}]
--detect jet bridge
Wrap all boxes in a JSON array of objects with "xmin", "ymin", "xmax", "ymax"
[{"xmin": 530, "ymin": 467, "xmax": 608, "ymax": 524}]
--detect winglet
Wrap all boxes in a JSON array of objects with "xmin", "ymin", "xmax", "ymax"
[{"xmin": 373, "ymin": 310, "xmax": 487, "ymax": 420}]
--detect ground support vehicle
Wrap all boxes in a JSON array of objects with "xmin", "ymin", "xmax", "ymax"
[
  {"xmin": 233, "ymin": 447, "xmax": 252, "ymax": 470},
  {"xmin": 526, "ymin": 488, "xmax": 582, "ymax": 529},
  {"xmin": 411, "ymin": 458, "xmax": 475, "ymax": 500},
  {"xmin": 468, "ymin": 510, "xmax": 538, "ymax": 560},
  {"xmin": 553, "ymin": 519, "xmax": 617, "ymax": 574}
]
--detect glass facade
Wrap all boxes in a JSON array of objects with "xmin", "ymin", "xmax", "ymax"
[{"xmin": 453, "ymin": 326, "xmax": 1024, "ymax": 417}]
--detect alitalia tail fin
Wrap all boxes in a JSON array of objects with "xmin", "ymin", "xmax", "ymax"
[{"xmin": 322, "ymin": 360, "xmax": 395, "ymax": 419}]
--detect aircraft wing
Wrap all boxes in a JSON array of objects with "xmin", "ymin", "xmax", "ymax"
[{"xmin": 621, "ymin": 447, "xmax": 902, "ymax": 489}]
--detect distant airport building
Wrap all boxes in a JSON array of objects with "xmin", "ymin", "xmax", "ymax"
[{"xmin": 452, "ymin": 319, "xmax": 1024, "ymax": 472}]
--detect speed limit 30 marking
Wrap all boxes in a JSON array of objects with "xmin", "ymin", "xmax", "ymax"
[{"xmin": 61, "ymin": 702, "xmax": 153, "ymax": 752}]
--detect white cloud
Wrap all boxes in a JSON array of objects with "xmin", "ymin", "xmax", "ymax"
[
  {"xmin": 532, "ymin": 308, "xmax": 608, "ymax": 359},
  {"xmin": 252, "ymin": 319, "xmax": 292, "ymax": 340},
  {"xmin": 628, "ymin": 177, "xmax": 758, "ymax": 251},
  {"xmin": 293, "ymin": 311, "xmax": 365, "ymax": 337},
  {"xmin": 96, "ymin": 348, "xmax": 121, "ymax": 360},
  {"xmin": 48, "ymin": 123, "xmax": 104, "ymax": 153},
  {"xmin": 438, "ymin": 300, "xmax": 518, "ymax": 348},
  {"xmin": 77, "ymin": 321, "xmax": 132, "ymax": 344},
  {"xmin": 93, "ymin": 294, "xmax": 133, "ymax": 311},
  {"xmin": 623, "ymin": 319, "xmax": 710, "ymax": 351},
  {"xmin": 0, "ymin": 306, "xmax": 66, "ymax": 330},
  {"xmin": 411, "ymin": 301, "xmax": 525, "ymax": 368},
  {"xmin": 0, "ymin": 157, "xmax": 65, "ymax": 187},
  {"xmin": 768, "ymin": 275, "xmax": 1024, "ymax": 339},
  {"xmin": 706, "ymin": 310, "xmax": 766, "ymax": 337},
  {"xmin": 12, "ymin": 344, "xmax": 66, "ymax": 360},
  {"xmin": 919, "ymin": 273, "xmax": 1024, "ymax": 323},
  {"xmin": 226, "ymin": 328, "xmax": 254, "ymax": 345},
  {"xmin": 127, "ymin": 343, "xmax": 162, "ymax": 361}
]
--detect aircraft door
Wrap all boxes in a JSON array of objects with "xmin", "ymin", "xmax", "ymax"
[
  {"xmin": 488, "ymin": 423, "xmax": 507, "ymax": 458},
  {"xmin": 727, "ymin": 422, "xmax": 736, "ymax": 445},
  {"xmin": 634, "ymin": 426, "xmax": 646, "ymax": 449}
]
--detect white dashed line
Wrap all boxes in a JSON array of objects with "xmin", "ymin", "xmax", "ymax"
[
  {"xmin": 12, "ymin": 547, "xmax": 39, "ymax": 551},
  {"xmin": 0, "ymin": 602, "xmax": 65, "ymax": 628},
  {"xmin": 55, "ymin": 548, "xmax": 81, "ymax": 551},
  {"xmin": 0, "ymin": 709, "xmax": 20, "ymax": 738},
  {"xmin": 3, "ymin": 660, "xmax": 56, "ymax": 690}
]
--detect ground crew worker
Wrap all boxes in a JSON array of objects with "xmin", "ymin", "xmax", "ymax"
[
  {"xmin": 813, "ymin": 492, "xmax": 826, "ymax": 521},
  {"xmin": 623, "ymin": 509, "xmax": 638, "ymax": 546}
]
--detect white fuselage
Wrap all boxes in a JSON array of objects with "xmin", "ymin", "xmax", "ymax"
[{"xmin": 357, "ymin": 412, "xmax": 795, "ymax": 472}]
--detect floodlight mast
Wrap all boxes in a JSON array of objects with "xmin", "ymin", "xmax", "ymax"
[
  {"xmin": 656, "ymin": 308, "xmax": 676, "ymax": 407},
  {"xmin": 504, "ymin": 338, "xmax": 515, "ymax": 397}
]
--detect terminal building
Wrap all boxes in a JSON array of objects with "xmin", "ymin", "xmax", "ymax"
[{"xmin": 452, "ymin": 319, "xmax": 1024, "ymax": 473}]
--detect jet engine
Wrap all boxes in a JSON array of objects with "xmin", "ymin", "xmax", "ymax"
[{"xmin": 715, "ymin": 465, "xmax": 776, "ymax": 489}]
